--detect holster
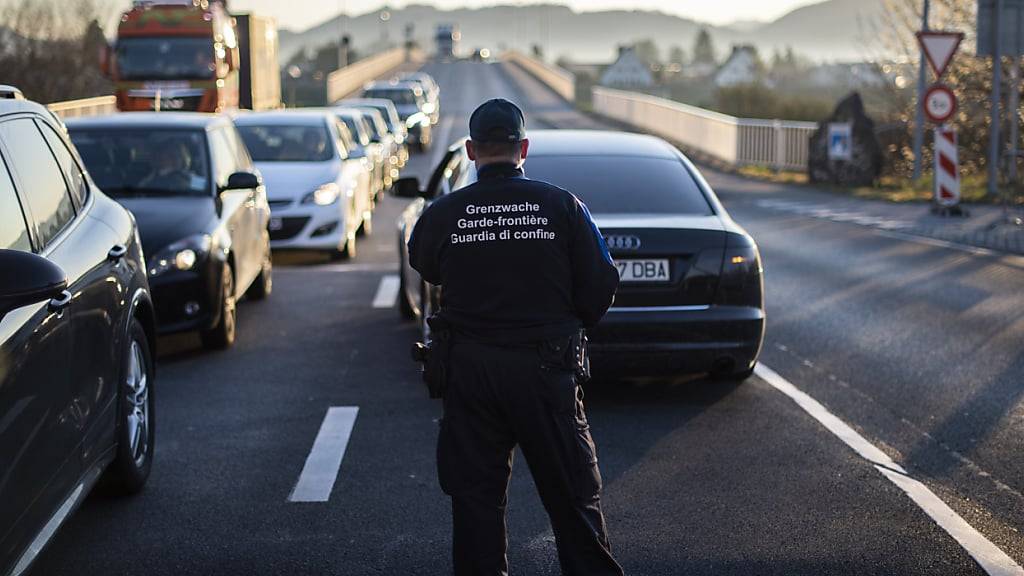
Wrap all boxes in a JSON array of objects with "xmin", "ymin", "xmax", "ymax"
[
  {"xmin": 410, "ymin": 314, "xmax": 453, "ymax": 399},
  {"xmin": 570, "ymin": 329, "xmax": 591, "ymax": 383},
  {"xmin": 540, "ymin": 329, "xmax": 591, "ymax": 383}
]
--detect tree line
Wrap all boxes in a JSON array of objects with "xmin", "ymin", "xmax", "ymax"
[{"xmin": 0, "ymin": 0, "xmax": 114, "ymax": 104}]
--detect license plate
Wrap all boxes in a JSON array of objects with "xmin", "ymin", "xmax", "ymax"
[
  {"xmin": 269, "ymin": 217, "xmax": 283, "ymax": 231},
  {"xmin": 615, "ymin": 259, "xmax": 670, "ymax": 282}
]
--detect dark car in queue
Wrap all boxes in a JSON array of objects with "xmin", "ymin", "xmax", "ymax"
[
  {"xmin": 360, "ymin": 81, "xmax": 432, "ymax": 152},
  {"xmin": 0, "ymin": 90, "xmax": 157, "ymax": 576},
  {"xmin": 66, "ymin": 113, "xmax": 273, "ymax": 350},
  {"xmin": 393, "ymin": 130, "xmax": 765, "ymax": 381}
]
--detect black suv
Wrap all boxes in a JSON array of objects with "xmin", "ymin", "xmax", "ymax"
[{"xmin": 0, "ymin": 89, "xmax": 157, "ymax": 576}]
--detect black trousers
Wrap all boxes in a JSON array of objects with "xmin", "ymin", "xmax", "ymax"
[{"xmin": 437, "ymin": 338, "xmax": 623, "ymax": 576}]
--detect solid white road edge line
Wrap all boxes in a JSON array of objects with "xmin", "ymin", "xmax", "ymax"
[
  {"xmin": 289, "ymin": 406, "xmax": 359, "ymax": 503},
  {"xmin": 372, "ymin": 275, "xmax": 401, "ymax": 308},
  {"xmin": 877, "ymin": 466, "xmax": 1023, "ymax": 576},
  {"xmin": 754, "ymin": 363, "xmax": 1024, "ymax": 576},
  {"xmin": 873, "ymin": 229, "xmax": 1024, "ymax": 271}
]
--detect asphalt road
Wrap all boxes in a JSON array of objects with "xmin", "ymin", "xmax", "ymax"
[{"xmin": 31, "ymin": 60, "xmax": 1023, "ymax": 575}]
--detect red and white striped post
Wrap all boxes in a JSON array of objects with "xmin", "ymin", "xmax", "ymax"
[{"xmin": 934, "ymin": 125, "xmax": 960, "ymax": 208}]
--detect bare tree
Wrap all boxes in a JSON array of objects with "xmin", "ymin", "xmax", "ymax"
[
  {"xmin": 0, "ymin": 0, "xmax": 116, "ymax": 103},
  {"xmin": 875, "ymin": 0, "xmax": 1005, "ymax": 178}
]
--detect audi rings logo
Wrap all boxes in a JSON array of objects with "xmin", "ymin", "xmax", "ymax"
[{"xmin": 604, "ymin": 235, "xmax": 642, "ymax": 250}]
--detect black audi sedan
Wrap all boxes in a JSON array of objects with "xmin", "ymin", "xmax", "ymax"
[
  {"xmin": 67, "ymin": 113, "xmax": 273, "ymax": 350},
  {"xmin": 0, "ymin": 91, "xmax": 156, "ymax": 575},
  {"xmin": 394, "ymin": 130, "xmax": 764, "ymax": 380}
]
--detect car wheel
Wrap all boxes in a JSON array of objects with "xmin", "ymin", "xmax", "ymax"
[
  {"xmin": 102, "ymin": 318, "xmax": 154, "ymax": 494},
  {"xmin": 247, "ymin": 237, "xmax": 273, "ymax": 301},
  {"xmin": 711, "ymin": 365, "xmax": 755, "ymax": 382},
  {"xmin": 329, "ymin": 235, "xmax": 356, "ymax": 261},
  {"xmin": 358, "ymin": 211, "xmax": 373, "ymax": 237},
  {"xmin": 398, "ymin": 261, "xmax": 415, "ymax": 320},
  {"xmin": 420, "ymin": 281, "xmax": 433, "ymax": 343},
  {"xmin": 200, "ymin": 264, "xmax": 236, "ymax": 350}
]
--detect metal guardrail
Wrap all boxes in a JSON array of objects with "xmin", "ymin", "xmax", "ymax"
[
  {"xmin": 47, "ymin": 96, "xmax": 117, "ymax": 119},
  {"xmin": 593, "ymin": 87, "xmax": 817, "ymax": 171},
  {"xmin": 327, "ymin": 48, "xmax": 424, "ymax": 104},
  {"xmin": 503, "ymin": 51, "xmax": 575, "ymax": 102}
]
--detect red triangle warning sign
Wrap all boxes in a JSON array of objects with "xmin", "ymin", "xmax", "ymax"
[{"xmin": 917, "ymin": 31, "xmax": 964, "ymax": 78}]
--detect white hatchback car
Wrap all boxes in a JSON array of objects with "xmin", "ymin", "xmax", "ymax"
[{"xmin": 235, "ymin": 110, "xmax": 373, "ymax": 259}]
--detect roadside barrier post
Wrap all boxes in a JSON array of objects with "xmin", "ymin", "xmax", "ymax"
[{"xmin": 933, "ymin": 125, "xmax": 964, "ymax": 216}]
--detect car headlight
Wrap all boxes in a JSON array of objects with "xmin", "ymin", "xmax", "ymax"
[
  {"xmin": 406, "ymin": 112, "xmax": 428, "ymax": 128},
  {"xmin": 301, "ymin": 182, "xmax": 341, "ymax": 206},
  {"xmin": 148, "ymin": 234, "xmax": 212, "ymax": 277}
]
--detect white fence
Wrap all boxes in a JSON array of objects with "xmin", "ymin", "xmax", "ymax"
[
  {"xmin": 327, "ymin": 48, "xmax": 423, "ymax": 103},
  {"xmin": 503, "ymin": 51, "xmax": 575, "ymax": 102},
  {"xmin": 47, "ymin": 96, "xmax": 117, "ymax": 119},
  {"xmin": 592, "ymin": 87, "xmax": 817, "ymax": 171}
]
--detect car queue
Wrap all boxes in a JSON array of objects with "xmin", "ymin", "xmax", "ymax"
[
  {"xmin": 0, "ymin": 71, "xmax": 435, "ymax": 576},
  {"xmin": 0, "ymin": 68, "xmax": 768, "ymax": 576}
]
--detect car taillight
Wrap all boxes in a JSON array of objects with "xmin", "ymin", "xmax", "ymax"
[{"xmin": 716, "ymin": 238, "xmax": 763, "ymax": 307}]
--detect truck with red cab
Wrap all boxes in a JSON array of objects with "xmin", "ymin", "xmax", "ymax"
[{"xmin": 103, "ymin": 0, "xmax": 279, "ymax": 113}]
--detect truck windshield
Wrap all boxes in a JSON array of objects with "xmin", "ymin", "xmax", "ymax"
[
  {"xmin": 68, "ymin": 129, "xmax": 211, "ymax": 197},
  {"xmin": 115, "ymin": 37, "xmax": 215, "ymax": 80}
]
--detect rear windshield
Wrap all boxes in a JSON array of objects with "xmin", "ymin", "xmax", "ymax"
[
  {"xmin": 236, "ymin": 125, "xmax": 334, "ymax": 162},
  {"xmin": 522, "ymin": 156, "xmax": 713, "ymax": 215},
  {"xmin": 68, "ymin": 129, "xmax": 210, "ymax": 197},
  {"xmin": 362, "ymin": 88, "xmax": 419, "ymax": 106}
]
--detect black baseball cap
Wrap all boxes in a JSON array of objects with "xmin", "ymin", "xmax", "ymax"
[{"xmin": 469, "ymin": 98, "xmax": 526, "ymax": 143}]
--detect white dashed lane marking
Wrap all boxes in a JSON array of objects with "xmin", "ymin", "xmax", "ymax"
[
  {"xmin": 372, "ymin": 275, "xmax": 401, "ymax": 308},
  {"xmin": 289, "ymin": 407, "xmax": 359, "ymax": 503},
  {"xmin": 755, "ymin": 364, "xmax": 1024, "ymax": 576}
]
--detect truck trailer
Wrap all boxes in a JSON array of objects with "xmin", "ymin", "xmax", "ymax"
[{"xmin": 235, "ymin": 14, "xmax": 281, "ymax": 111}]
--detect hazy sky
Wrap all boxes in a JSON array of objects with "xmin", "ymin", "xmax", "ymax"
[{"xmin": 218, "ymin": 0, "xmax": 821, "ymax": 32}]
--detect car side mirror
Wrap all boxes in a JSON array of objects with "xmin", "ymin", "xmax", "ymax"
[
  {"xmin": 0, "ymin": 249, "xmax": 68, "ymax": 317},
  {"xmin": 221, "ymin": 171, "xmax": 261, "ymax": 192},
  {"xmin": 392, "ymin": 176, "xmax": 425, "ymax": 199}
]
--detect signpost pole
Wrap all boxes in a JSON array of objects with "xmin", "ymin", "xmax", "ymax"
[
  {"xmin": 912, "ymin": 0, "xmax": 931, "ymax": 181},
  {"xmin": 988, "ymin": 0, "xmax": 1004, "ymax": 196},
  {"xmin": 1009, "ymin": 5, "xmax": 1022, "ymax": 183}
]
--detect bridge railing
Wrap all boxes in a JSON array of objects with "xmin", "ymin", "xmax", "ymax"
[
  {"xmin": 503, "ymin": 51, "xmax": 575, "ymax": 102},
  {"xmin": 47, "ymin": 96, "xmax": 117, "ymax": 119},
  {"xmin": 327, "ymin": 48, "xmax": 424, "ymax": 104},
  {"xmin": 592, "ymin": 87, "xmax": 817, "ymax": 171}
]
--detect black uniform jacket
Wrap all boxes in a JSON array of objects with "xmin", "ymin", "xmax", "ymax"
[{"xmin": 408, "ymin": 162, "xmax": 620, "ymax": 344}]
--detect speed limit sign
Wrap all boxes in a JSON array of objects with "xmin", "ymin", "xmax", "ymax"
[{"xmin": 924, "ymin": 84, "xmax": 957, "ymax": 123}]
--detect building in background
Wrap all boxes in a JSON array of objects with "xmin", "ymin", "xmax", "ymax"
[
  {"xmin": 714, "ymin": 45, "xmax": 761, "ymax": 88},
  {"xmin": 599, "ymin": 46, "xmax": 654, "ymax": 89}
]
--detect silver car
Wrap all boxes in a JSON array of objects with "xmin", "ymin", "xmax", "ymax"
[{"xmin": 235, "ymin": 110, "xmax": 374, "ymax": 259}]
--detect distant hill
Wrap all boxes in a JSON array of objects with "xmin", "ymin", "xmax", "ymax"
[
  {"xmin": 278, "ymin": 0, "xmax": 890, "ymax": 66},
  {"xmin": 750, "ymin": 0, "xmax": 890, "ymax": 57}
]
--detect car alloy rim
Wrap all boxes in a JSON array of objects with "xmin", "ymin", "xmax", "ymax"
[
  {"xmin": 126, "ymin": 340, "xmax": 150, "ymax": 466},
  {"xmin": 224, "ymin": 269, "xmax": 236, "ymax": 336}
]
